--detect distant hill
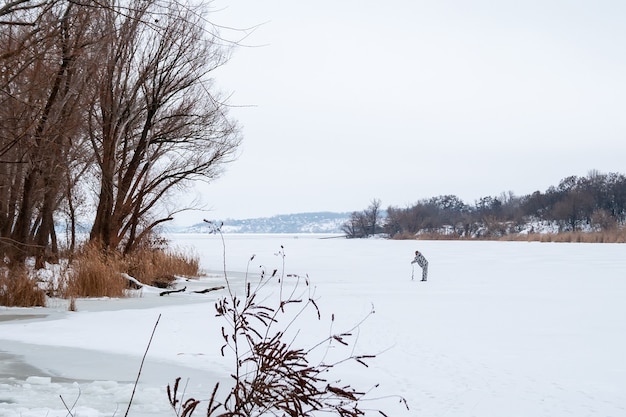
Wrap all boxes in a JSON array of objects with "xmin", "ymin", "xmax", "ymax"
[{"xmin": 177, "ymin": 212, "xmax": 350, "ymax": 234}]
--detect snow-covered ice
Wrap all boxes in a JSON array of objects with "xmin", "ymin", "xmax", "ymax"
[{"xmin": 1, "ymin": 234, "xmax": 625, "ymax": 416}]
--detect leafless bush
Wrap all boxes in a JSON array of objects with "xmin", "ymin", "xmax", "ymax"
[
  {"xmin": 167, "ymin": 221, "xmax": 408, "ymax": 417},
  {"xmin": 0, "ymin": 266, "xmax": 46, "ymax": 307}
]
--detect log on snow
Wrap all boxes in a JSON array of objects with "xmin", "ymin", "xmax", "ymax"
[
  {"xmin": 159, "ymin": 286, "xmax": 186, "ymax": 296},
  {"xmin": 192, "ymin": 286, "xmax": 225, "ymax": 294}
]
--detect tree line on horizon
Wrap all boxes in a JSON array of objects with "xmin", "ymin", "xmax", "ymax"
[{"xmin": 343, "ymin": 171, "xmax": 626, "ymax": 239}]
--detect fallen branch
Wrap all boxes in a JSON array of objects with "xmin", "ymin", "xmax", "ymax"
[
  {"xmin": 192, "ymin": 286, "xmax": 225, "ymax": 294},
  {"xmin": 121, "ymin": 273, "xmax": 144, "ymax": 289},
  {"xmin": 160, "ymin": 286, "xmax": 186, "ymax": 296}
]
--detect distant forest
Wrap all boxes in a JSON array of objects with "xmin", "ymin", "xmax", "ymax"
[{"xmin": 343, "ymin": 171, "xmax": 626, "ymax": 240}]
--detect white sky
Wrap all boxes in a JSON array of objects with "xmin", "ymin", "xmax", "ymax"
[{"xmin": 176, "ymin": 0, "xmax": 626, "ymax": 224}]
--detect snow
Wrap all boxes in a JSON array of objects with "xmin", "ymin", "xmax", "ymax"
[{"xmin": 1, "ymin": 234, "xmax": 626, "ymax": 416}]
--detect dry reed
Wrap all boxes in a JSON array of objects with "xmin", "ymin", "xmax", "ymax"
[
  {"xmin": 62, "ymin": 244, "xmax": 200, "ymax": 298},
  {"xmin": 65, "ymin": 244, "xmax": 127, "ymax": 298},
  {"xmin": 393, "ymin": 228, "xmax": 626, "ymax": 243},
  {"xmin": 0, "ymin": 267, "xmax": 46, "ymax": 307},
  {"xmin": 500, "ymin": 230, "xmax": 626, "ymax": 243},
  {"xmin": 124, "ymin": 247, "xmax": 200, "ymax": 287}
]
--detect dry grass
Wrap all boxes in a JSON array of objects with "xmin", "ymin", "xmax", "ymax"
[
  {"xmin": 62, "ymin": 244, "xmax": 200, "ymax": 298},
  {"xmin": 124, "ymin": 247, "xmax": 200, "ymax": 287},
  {"xmin": 393, "ymin": 227, "xmax": 626, "ymax": 243},
  {"xmin": 64, "ymin": 244, "xmax": 127, "ymax": 298},
  {"xmin": 0, "ymin": 267, "xmax": 46, "ymax": 307},
  {"xmin": 390, "ymin": 231, "xmax": 421, "ymax": 240},
  {"xmin": 415, "ymin": 233, "xmax": 465, "ymax": 240},
  {"xmin": 501, "ymin": 229, "xmax": 626, "ymax": 243},
  {"xmin": 392, "ymin": 232, "xmax": 467, "ymax": 241}
]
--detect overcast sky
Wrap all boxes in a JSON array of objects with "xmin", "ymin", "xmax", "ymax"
[{"xmin": 174, "ymin": 1, "xmax": 626, "ymax": 224}]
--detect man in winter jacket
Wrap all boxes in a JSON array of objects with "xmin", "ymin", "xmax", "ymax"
[{"xmin": 411, "ymin": 250, "xmax": 428, "ymax": 281}]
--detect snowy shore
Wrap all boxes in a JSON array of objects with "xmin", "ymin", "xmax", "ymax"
[{"xmin": 1, "ymin": 234, "xmax": 625, "ymax": 416}]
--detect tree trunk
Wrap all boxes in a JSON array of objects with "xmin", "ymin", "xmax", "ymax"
[
  {"xmin": 90, "ymin": 174, "xmax": 115, "ymax": 249},
  {"xmin": 34, "ymin": 179, "xmax": 58, "ymax": 268},
  {"xmin": 10, "ymin": 167, "xmax": 37, "ymax": 262}
]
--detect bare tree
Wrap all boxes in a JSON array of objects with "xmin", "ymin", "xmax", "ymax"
[
  {"xmin": 0, "ymin": 1, "xmax": 96, "ymax": 265},
  {"xmin": 0, "ymin": 0, "xmax": 241, "ymax": 264},
  {"xmin": 0, "ymin": 0, "xmax": 53, "ymax": 22},
  {"xmin": 364, "ymin": 198, "xmax": 382, "ymax": 236},
  {"xmin": 87, "ymin": 0, "xmax": 241, "ymax": 253},
  {"xmin": 341, "ymin": 199, "xmax": 383, "ymax": 238},
  {"xmin": 341, "ymin": 211, "xmax": 366, "ymax": 238}
]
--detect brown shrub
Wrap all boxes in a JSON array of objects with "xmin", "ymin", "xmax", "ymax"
[
  {"xmin": 62, "ymin": 244, "xmax": 200, "ymax": 298},
  {"xmin": 390, "ymin": 231, "xmax": 461, "ymax": 240},
  {"xmin": 391, "ymin": 227, "xmax": 626, "ymax": 243},
  {"xmin": 65, "ymin": 244, "xmax": 127, "ymax": 298},
  {"xmin": 124, "ymin": 247, "xmax": 200, "ymax": 286},
  {"xmin": 389, "ymin": 231, "xmax": 418, "ymax": 240},
  {"xmin": 0, "ymin": 268, "xmax": 46, "ymax": 307},
  {"xmin": 499, "ymin": 228, "xmax": 626, "ymax": 243}
]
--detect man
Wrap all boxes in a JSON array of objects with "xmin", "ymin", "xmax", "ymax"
[{"xmin": 411, "ymin": 250, "xmax": 428, "ymax": 281}]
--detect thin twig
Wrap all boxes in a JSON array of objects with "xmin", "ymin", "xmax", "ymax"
[
  {"xmin": 179, "ymin": 377, "xmax": 191, "ymax": 416},
  {"xmin": 124, "ymin": 313, "xmax": 161, "ymax": 417},
  {"xmin": 59, "ymin": 382, "xmax": 81, "ymax": 417}
]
